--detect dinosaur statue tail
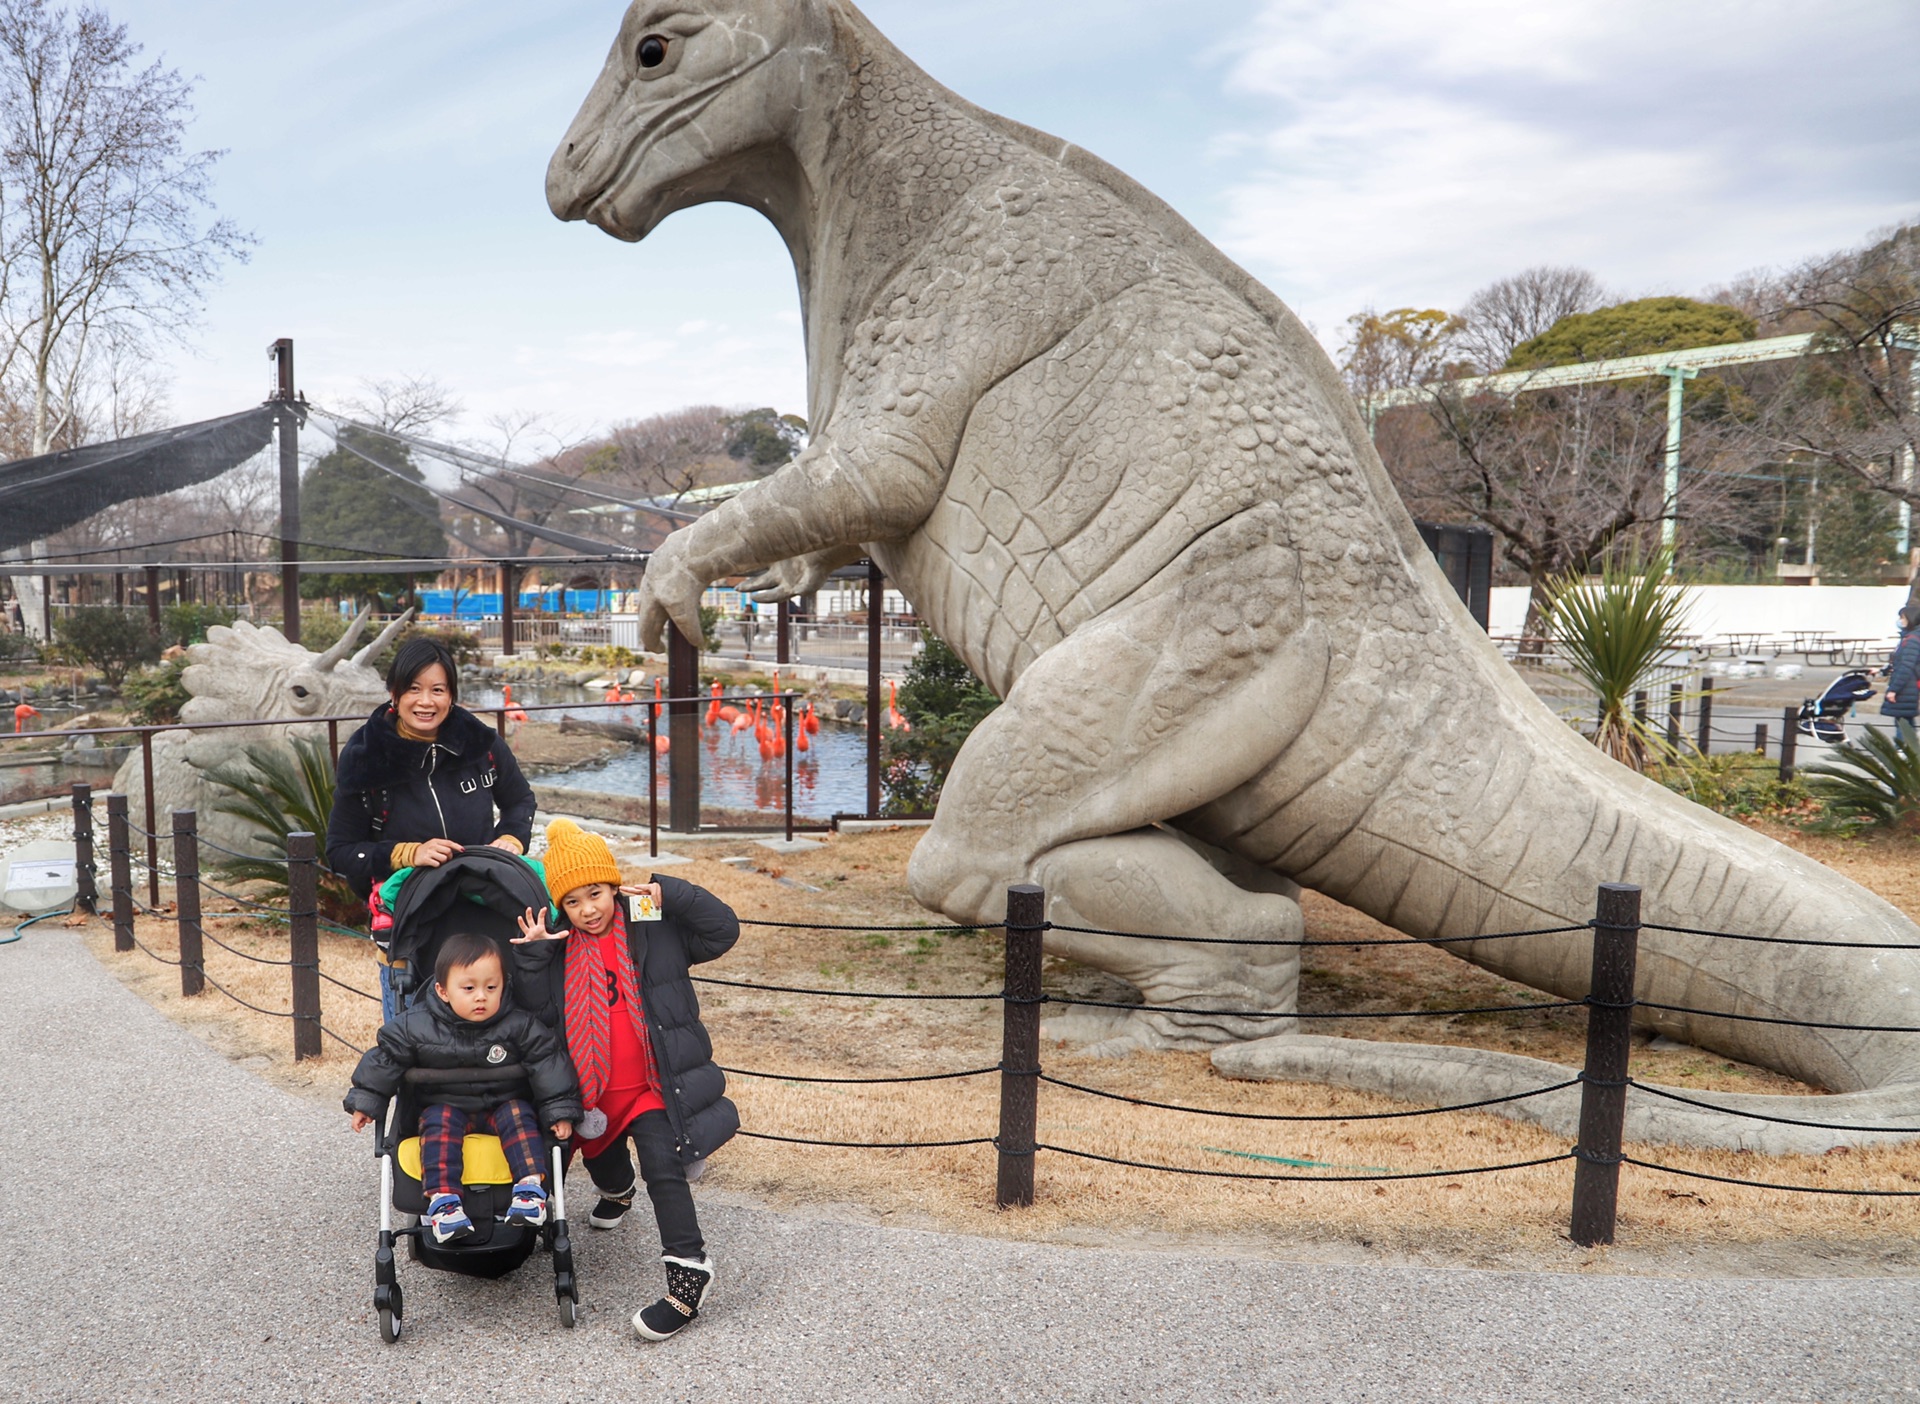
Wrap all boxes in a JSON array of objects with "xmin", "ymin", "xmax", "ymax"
[{"xmin": 1213, "ymin": 639, "xmax": 1920, "ymax": 1101}]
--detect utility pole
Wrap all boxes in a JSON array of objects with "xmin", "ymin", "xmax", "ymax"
[{"xmin": 270, "ymin": 338, "xmax": 302, "ymax": 642}]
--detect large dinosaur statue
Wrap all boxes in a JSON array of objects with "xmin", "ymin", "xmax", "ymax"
[{"xmin": 546, "ymin": 0, "xmax": 1920, "ymax": 1148}]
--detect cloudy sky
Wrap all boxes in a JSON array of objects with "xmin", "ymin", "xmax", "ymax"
[{"xmin": 94, "ymin": 0, "xmax": 1920, "ymax": 448}]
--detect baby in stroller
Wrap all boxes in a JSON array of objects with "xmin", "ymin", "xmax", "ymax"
[{"xmin": 346, "ymin": 931, "xmax": 581, "ymax": 1243}]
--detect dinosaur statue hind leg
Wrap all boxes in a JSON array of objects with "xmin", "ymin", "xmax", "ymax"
[{"xmin": 908, "ymin": 507, "xmax": 1327, "ymax": 1052}]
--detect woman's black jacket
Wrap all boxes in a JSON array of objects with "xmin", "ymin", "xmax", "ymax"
[
  {"xmin": 344, "ymin": 986, "xmax": 583, "ymax": 1128},
  {"xmin": 512, "ymin": 874, "xmax": 740, "ymax": 1164},
  {"xmin": 326, "ymin": 704, "xmax": 536, "ymax": 901}
]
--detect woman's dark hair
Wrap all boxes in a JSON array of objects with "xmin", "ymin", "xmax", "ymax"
[
  {"xmin": 386, "ymin": 636, "xmax": 460, "ymax": 703},
  {"xmin": 435, "ymin": 932, "xmax": 503, "ymax": 986}
]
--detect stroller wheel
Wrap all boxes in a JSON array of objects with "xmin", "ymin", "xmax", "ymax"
[
  {"xmin": 375, "ymin": 1283, "xmax": 404, "ymax": 1344},
  {"xmin": 557, "ymin": 1292, "xmax": 577, "ymax": 1329}
]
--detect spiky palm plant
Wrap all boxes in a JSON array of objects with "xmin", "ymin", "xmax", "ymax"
[
  {"xmin": 206, "ymin": 734, "xmax": 361, "ymax": 924},
  {"xmin": 1803, "ymin": 728, "xmax": 1920, "ymax": 835},
  {"xmin": 1546, "ymin": 549, "xmax": 1694, "ymax": 772}
]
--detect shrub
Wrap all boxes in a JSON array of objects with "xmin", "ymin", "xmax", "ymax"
[
  {"xmin": 160, "ymin": 602, "xmax": 236, "ymax": 648},
  {"xmin": 122, "ymin": 658, "xmax": 191, "ymax": 725},
  {"xmin": 1547, "ymin": 548, "xmax": 1692, "ymax": 772},
  {"xmin": 699, "ymin": 604, "xmax": 722, "ymax": 653},
  {"xmin": 1802, "ymin": 729, "xmax": 1920, "ymax": 835},
  {"xmin": 881, "ymin": 630, "xmax": 1000, "ymax": 815},
  {"xmin": 53, "ymin": 605, "xmax": 160, "ymax": 686},
  {"xmin": 1656, "ymin": 752, "xmax": 1819, "ymax": 822},
  {"xmin": 205, "ymin": 734, "xmax": 361, "ymax": 925}
]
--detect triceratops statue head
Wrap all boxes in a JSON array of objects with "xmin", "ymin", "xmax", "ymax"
[{"xmin": 178, "ymin": 607, "xmax": 417, "ymax": 729}]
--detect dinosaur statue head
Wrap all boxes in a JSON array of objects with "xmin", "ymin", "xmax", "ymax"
[
  {"xmin": 546, "ymin": 0, "xmax": 834, "ymax": 242},
  {"xmin": 176, "ymin": 608, "xmax": 415, "ymax": 728}
]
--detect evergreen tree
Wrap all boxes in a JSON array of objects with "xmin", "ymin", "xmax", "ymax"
[{"xmin": 299, "ymin": 427, "xmax": 446, "ymax": 608}]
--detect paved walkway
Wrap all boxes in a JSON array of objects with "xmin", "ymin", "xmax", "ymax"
[{"xmin": 2, "ymin": 931, "xmax": 1915, "ymax": 1403}]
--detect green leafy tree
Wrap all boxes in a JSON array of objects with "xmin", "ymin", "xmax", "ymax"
[
  {"xmin": 1507, "ymin": 297, "xmax": 1755, "ymax": 369},
  {"xmin": 299, "ymin": 426, "xmax": 446, "ymax": 607},
  {"xmin": 881, "ymin": 630, "xmax": 1000, "ymax": 813},
  {"xmin": 725, "ymin": 407, "xmax": 808, "ymax": 475},
  {"xmin": 159, "ymin": 601, "xmax": 235, "ymax": 648},
  {"xmin": 54, "ymin": 604, "xmax": 158, "ymax": 684}
]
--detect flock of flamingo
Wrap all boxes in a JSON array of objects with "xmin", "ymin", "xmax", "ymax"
[{"xmin": 498, "ymin": 670, "xmax": 912, "ymax": 768}]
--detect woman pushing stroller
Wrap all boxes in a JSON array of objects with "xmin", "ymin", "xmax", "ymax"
[{"xmin": 326, "ymin": 637, "xmax": 537, "ymax": 1019}]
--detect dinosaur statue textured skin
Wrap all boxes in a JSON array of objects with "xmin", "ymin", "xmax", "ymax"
[
  {"xmin": 111, "ymin": 613, "xmax": 408, "ymax": 862},
  {"xmin": 548, "ymin": 1, "xmax": 1920, "ymax": 1143}
]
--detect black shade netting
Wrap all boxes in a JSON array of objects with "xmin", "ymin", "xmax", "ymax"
[{"xmin": 0, "ymin": 404, "xmax": 278, "ymax": 552}]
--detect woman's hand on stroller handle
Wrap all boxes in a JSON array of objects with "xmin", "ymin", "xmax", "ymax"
[
  {"xmin": 413, "ymin": 838, "xmax": 463, "ymax": 868},
  {"xmin": 350, "ymin": 1110, "xmax": 374, "ymax": 1132},
  {"xmin": 551, "ymin": 1119, "xmax": 574, "ymax": 1141},
  {"xmin": 513, "ymin": 906, "xmax": 564, "ymax": 943}
]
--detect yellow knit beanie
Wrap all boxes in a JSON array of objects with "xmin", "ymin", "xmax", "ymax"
[{"xmin": 541, "ymin": 818, "xmax": 621, "ymax": 903}]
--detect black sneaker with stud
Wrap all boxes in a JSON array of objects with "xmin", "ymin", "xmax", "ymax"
[
  {"xmin": 589, "ymin": 1183, "xmax": 635, "ymax": 1230},
  {"xmin": 633, "ymin": 1254, "xmax": 715, "ymax": 1341}
]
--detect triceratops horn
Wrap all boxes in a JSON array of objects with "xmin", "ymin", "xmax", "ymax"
[
  {"xmin": 351, "ymin": 607, "xmax": 417, "ymax": 672},
  {"xmin": 313, "ymin": 606, "xmax": 374, "ymax": 673}
]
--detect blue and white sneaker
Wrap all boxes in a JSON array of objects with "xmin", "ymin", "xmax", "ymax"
[
  {"xmin": 426, "ymin": 1192, "xmax": 474, "ymax": 1244},
  {"xmin": 505, "ymin": 1179, "xmax": 549, "ymax": 1228}
]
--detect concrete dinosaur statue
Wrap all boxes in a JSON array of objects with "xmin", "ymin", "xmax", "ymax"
[{"xmin": 547, "ymin": 0, "xmax": 1920, "ymax": 1149}]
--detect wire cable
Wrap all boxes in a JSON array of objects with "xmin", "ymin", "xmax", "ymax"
[
  {"xmin": 1640, "ymin": 922, "xmax": 1920, "ymax": 951},
  {"xmin": 1037, "ymin": 1074, "xmax": 1581, "ymax": 1122},
  {"xmin": 1636, "ymin": 999, "xmax": 1920, "ymax": 1034},
  {"xmin": 721, "ymin": 1065, "xmax": 1000, "ymax": 1085},
  {"xmin": 1037, "ymin": 1144, "xmax": 1575, "ymax": 1182},
  {"xmin": 736, "ymin": 1129, "xmax": 995, "ymax": 1150},
  {"xmin": 1047, "ymin": 923, "xmax": 1587, "ymax": 948},
  {"xmin": 694, "ymin": 975, "xmax": 1002, "ymax": 1002},
  {"xmin": 1043, "ymin": 994, "xmax": 1582, "ymax": 1020},
  {"xmin": 1623, "ymin": 1155, "xmax": 1920, "ymax": 1197},
  {"xmin": 1626, "ymin": 1080, "xmax": 1920, "ymax": 1133}
]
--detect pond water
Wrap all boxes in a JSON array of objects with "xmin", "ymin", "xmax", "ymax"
[{"xmin": 467, "ymin": 683, "xmax": 876, "ymax": 819}]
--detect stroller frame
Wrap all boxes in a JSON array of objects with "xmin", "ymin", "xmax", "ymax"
[{"xmin": 370, "ymin": 1064, "xmax": 578, "ymax": 1343}]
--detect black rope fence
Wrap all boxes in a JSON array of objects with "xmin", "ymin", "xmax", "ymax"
[
  {"xmin": 1037, "ymin": 1073, "xmax": 1583, "ymax": 1122},
  {"xmin": 67, "ymin": 786, "xmax": 1920, "ymax": 1238}
]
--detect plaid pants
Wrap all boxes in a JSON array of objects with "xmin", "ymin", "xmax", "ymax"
[{"xmin": 418, "ymin": 1099, "xmax": 544, "ymax": 1199}]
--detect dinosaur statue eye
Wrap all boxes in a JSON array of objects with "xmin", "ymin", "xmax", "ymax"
[
  {"xmin": 637, "ymin": 35, "xmax": 668, "ymax": 68},
  {"xmin": 292, "ymin": 685, "xmax": 310, "ymax": 699}
]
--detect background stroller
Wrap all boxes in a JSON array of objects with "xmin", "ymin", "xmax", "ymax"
[{"xmin": 364, "ymin": 846, "xmax": 581, "ymax": 1342}]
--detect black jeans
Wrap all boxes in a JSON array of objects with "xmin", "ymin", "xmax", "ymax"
[{"xmin": 580, "ymin": 1108, "xmax": 703, "ymax": 1259}]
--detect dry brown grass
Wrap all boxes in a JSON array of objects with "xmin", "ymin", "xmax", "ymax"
[{"xmin": 82, "ymin": 822, "xmax": 1920, "ymax": 1270}]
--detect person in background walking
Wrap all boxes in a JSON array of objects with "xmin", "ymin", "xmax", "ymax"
[{"xmin": 1879, "ymin": 607, "xmax": 1920, "ymax": 749}]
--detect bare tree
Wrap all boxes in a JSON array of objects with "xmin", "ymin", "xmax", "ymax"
[
  {"xmin": 1340, "ymin": 307, "xmax": 1465, "ymax": 398},
  {"xmin": 342, "ymin": 373, "xmax": 463, "ymax": 437},
  {"xmin": 0, "ymin": 0, "xmax": 249, "ymax": 456},
  {"xmin": 1761, "ymin": 227, "xmax": 1919, "ymax": 540},
  {"xmin": 1455, "ymin": 267, "xmax": 1606, "ymax": 374}
]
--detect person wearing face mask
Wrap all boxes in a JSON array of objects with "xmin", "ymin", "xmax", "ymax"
[{"xmin": 327, "ymin": 637, "xmax": 537, "ymax": 1019}]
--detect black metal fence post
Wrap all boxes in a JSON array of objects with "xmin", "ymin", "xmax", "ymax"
[
  {"xmin": 1666, "ymin": 684, "xmax": 1682, "ymax": 751},
  {"xmin": 71, "ymin": 782, "xmax": 96, "ymax": 914},
  {"xmin": 173, "ymin": 810, "xmax": 204, "ymax": 998},
  {"xmin": 648, "ymin": 700, "xmax": 660, "ymax": 860},
  {"xmin": 288, "ymin": 830, "xmax": 322, "ymax": 1060},
  {"xmin": 1696, "ymin": 678, "xmax": 1715, "ymax": 755},
  {"xmin": 106, "ymin": 792, "xmax": 132, "ymax": 953},
  {"xmin": 784, "ymin": 692, "xmax": 796, "ymax": 844},
  {"xmin": 1779, "ymin": 706, "xmax": 1797, "ymax": 783},
  {"xmin": 1571, "ymin": 882, "xmax": 1641, "ymax": 1247},
  {"xmin": 997, "ymin": 883, "xmax": 1046, "ymax": 1209}
]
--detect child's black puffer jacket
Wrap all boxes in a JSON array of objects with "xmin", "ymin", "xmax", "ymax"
[
  {"xmin": 511, "ymin": 874, "xmax": 740, "ymax": 1164},
  {"xmin": 345, "ymin": 986, "xmax": 583, "ymax": 1128}
]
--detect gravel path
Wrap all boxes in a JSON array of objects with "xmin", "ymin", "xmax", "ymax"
[{"xmin": 2, "ymin": 929, "xmax": 1915, "ymax": 1403}]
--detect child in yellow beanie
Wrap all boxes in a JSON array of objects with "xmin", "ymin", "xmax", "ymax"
[{"xmin": 513, "ymin": 818, "xmax": 739, "ymax": 1342}]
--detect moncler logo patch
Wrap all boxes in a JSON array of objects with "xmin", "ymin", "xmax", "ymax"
[{"xmin": 487, "ymin": 1044, "xmax": 509, "ymax": 1064}]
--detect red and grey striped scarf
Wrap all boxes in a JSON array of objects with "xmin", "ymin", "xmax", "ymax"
[{"xmin": 563, "ymin": 908, "xmax": 656, "ymax": 1109}]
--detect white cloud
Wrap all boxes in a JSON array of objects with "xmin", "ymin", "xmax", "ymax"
[{"xmin": 1214, "ymin": 0, "xmax": 1920, "ymax": 353}]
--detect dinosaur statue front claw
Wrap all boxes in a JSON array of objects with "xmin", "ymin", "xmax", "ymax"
[{"xmin": 633, "ymin": 537, "xmax": 709, "ymax": 653}]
